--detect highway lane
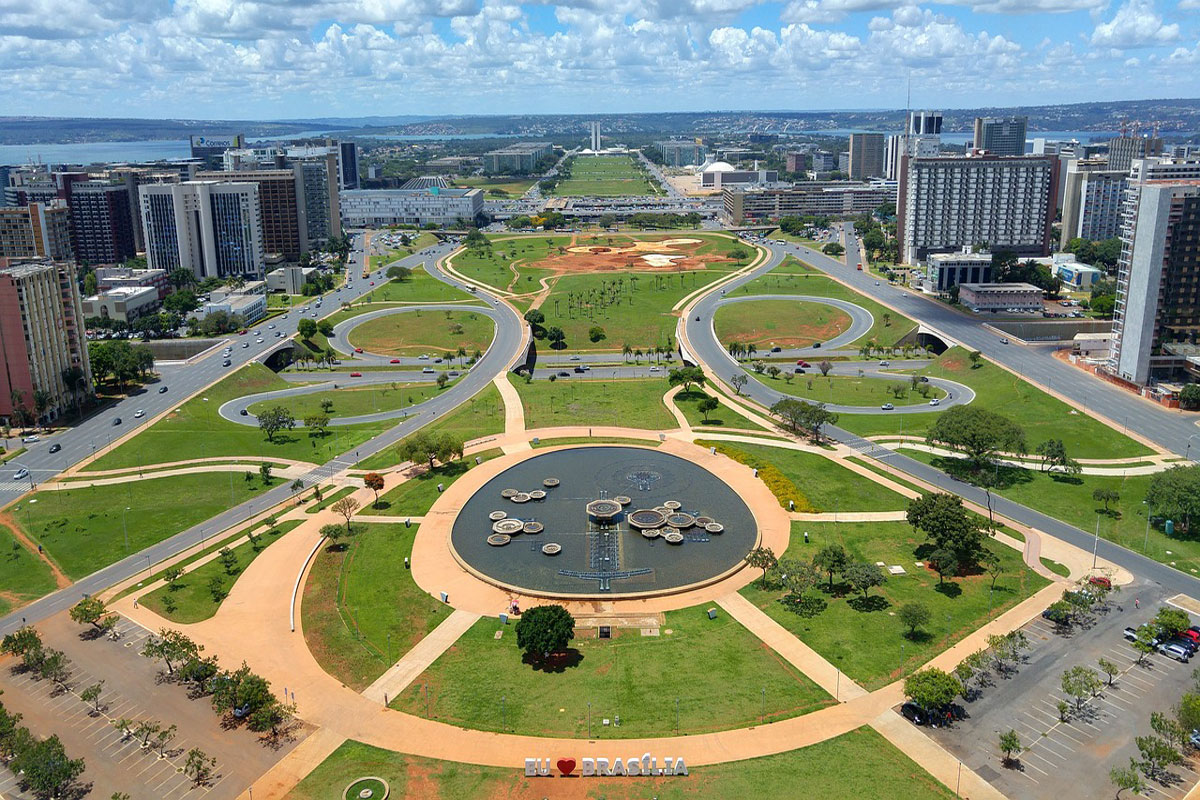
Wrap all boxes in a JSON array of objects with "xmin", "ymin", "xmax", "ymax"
[
  {"xmin": 683, "ymin": 240, "xmax": 1200, "ymax": 598},
  {"xmin": 0, "ymin": 235, "xmax": 526, "ymax": 634}
]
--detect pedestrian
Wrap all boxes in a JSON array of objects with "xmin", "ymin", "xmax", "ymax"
[
  {"xmin": 1135, "ymin": 597, "xmax": 1140, "ymax": 610},
  {"xmin": 133, "ymin": 598, "xmax": 138, "ymax": 609}
]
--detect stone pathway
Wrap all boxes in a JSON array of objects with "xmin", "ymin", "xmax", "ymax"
[{"xmin": 362, "ymin": 608, "xmax": 479, "ymax": 705}]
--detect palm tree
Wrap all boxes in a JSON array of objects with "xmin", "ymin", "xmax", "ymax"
[
  {"xmin": 634, "ymin": 348, "xmax": 644, "ymax": 363},
  {"xmin": 622, "ymin": 343, "xmax": 633, "ymax": 362},
  {"xmin": 32, "ymin": 389, "xmax": 52, "ymax": 427},
  {"xmin": 456, "ymin": 346, "xmax": 467, "ymax": 366},
  {"xmin": 747, "ymin": 343, "xmax": 758, "ymax": 360}
]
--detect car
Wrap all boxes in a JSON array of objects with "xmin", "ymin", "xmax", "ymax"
[
  {"xmin": 874, "ymin": 281, "xmax": 880, "ymax": 286},
  {"xmin": 794, "ymin": 367, "xmax": 806, "ymax": 374},
  {"xmin": 919, "ymin": 376, "xmax": 929, "ymax": 383},
  {"xmin": 112, "ymin": 417, "xmax": 122, "ymax": 426},
  {"xmin": 1087, "ymin": 576, "xmax": 1112, "ymax": 590},
  {"xmin": 557, "ymin": 371, "xmax": 571, "ymax": 377},
  {"xmin": 899, "ymin": 702, "xmax": 925, "ymax": 726},
  {"xmin": 879, "ymin": 360, "xmax": 890, "ymax": 366},
  {"xmin": 569, "ymin": 355, "xmax": 581, "ymax": 361},
  {"xmin": 1184, "ymin": 629, "xmax": 1200, "ymax": 644},
  {"xmin": 354, "ymin": 347, "xmax": 364, "ymax": 353},
  {"xmin": 239, "ymin": 329, "xmax": 248, "ymax": 335},
  {"xmin": 694, "ymin": 315, "xmax": 700, "ymax": 321},
  {"xmin": 267, "ymin": 324, "xmax": 276, "ymax": 329},
  {"xmin": 242, "ymin": 342, "xmax": 249, "ymax": 348},
  {"xmin": 1124, "ymin": 626, "xmax": 1148, "ymax": 642},
  {"xmin": 649, "ymin": 365, "xmax": 662, "ymax": 372},
  {"xmin": 1191, "ymin": 729, "xmax": 1200, "ymax": 750},
  {"xmin": 349, "ymin": 372, "xmax": 363, "ymax": 377},
  {"xmin": 999, "ymin": 337, "xmax": 1009, "ymax": 344},
  {"xmin": 574, "ymin": 366, "xmax": 586, "ymax": 373},
  {"xmin": 275, "ymin": 331, "xmax": 282, "ymax": 337},
  {"xmin": 255, "ymin": 338, "xmax": 264, "ymax": 344},
  {"xmin": 1043, "ymin": 606, "xmax": 1070, "ymax": 625},
  {"xmin": 578, "ymin": 364, "xmax": 590, "ymax": 371},
  {"xmin": 1161, "ymin": 642, "xmax": 1192, "ymax": 662},
  {"xmin": 21, "ymin": 435, "xmax": 39, "ymax": 443},
  {"xmin": 856, "ymin": 264, "xmax": 863, "ymax": 270},
  {"xmin": 13, "ymin": 468, "xmax": 29, "ymax": 480},
  {"xmin": 419, "ymin": 354, "xmax": 429, "ymax": 360},
  {"xmin": 48, "ymin": 443, "xmax": 61, "ymax": 453},
  {"xmin": 390, "ymin": 358, "xmax": 401, "ymax": 364},
  {"xmin": 796, "ymin": 360, "xmax": 810, "ymax": 368},
  {"xmin": 434, "ymin": 357, "xmax": 444, "ymax": 363},
  {"xmin": 240, "ymin": 409, "xmax": 249, "ymax": 416},
  {"xmin": 929, "ymin": 398, "xmax": 941, "ymax": 406},
  {"xmin": 158, "ymin": 386, "xmax": 168, "ymax": 394},
  {"xmin": 370, "ymin": 281, "xmax": 375, "ymax": 286},
  {"xmin": 881, "ymin": 402, "xmax": 894, "ymax": 410},
  {"xmin": 223, "ymin": 359, "xmax": 232, "ymax": 366},
  {"xmin": 134, "ymin": 409, "xmax": 145, "ymax": 418},
  {"xmin": 1171, "ymin": 637, "xmax": 1200, "ymax": 654},
  {"xmin": 770, "ymin": 346, "xmax": 782, "ymax": 353},
  {"xmin": 422, "ymin": 366, "xmax": 434, "ymax": 373},
  {"xmin": 448, "ymin": 371, "xmax": 460, "ymax": 377},
  {"xmin": 812, "ymin": 342, "xmax": 821, "ymax": 348}
]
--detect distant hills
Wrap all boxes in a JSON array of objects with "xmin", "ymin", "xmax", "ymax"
[{"xmin": 2, "ymin": 99, "xmax": 1198, "ymax": 145}]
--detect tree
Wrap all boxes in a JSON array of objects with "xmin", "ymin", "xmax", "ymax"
[
  {"xmin": 1175, "ymin": 692, "xmax": 1200, "ymax": 737},
  {"xmin": 257, "ymin": 406, "xmax": 296, "ymax": 442},
  {"xmin": 1093, "ymin": 487, "xmax": 1120, "ymax": 513},
  {"xmin": 39, "ymin": 648, "xmax": 71, "ymax": 688},
  {"xmin": 1136, "ymin": 734, "xmax": 1182, "ymax": 779},
  {"xmin": 436, "ymin": 371, "xmax": 449, "ymax": 389},
  {"xmin": 153, "ymin": 723, "xmax": 177, "ymax": 757},
  {"xmin": 523, "ymin": 309, "xmax": 545, "ymax": 327},
  {"xmin": 1181, "ymin": 384, "xmax": 1200, "ymax": 411},
  {"xmin": 1098, "ymin": 657, "xmax": 1120, "ymax": 686},
  {"xmin": 185, "ymin": 747, "xmax": 217, "ymax": 786},
  {"xmin": 1155, "ymin": 606, "xmax": 1191, "ymax": 639},
  {"xmin": 69, "ymin": 596, "xmax": 115, "ymax": 631},
  {"xmin": 998, "ymin": 729, "xmax": 1021, "ymax": 766},
  {"xmin": 386, "ymin": 265, "xmax": 413, "ymax": 281},
  {"xmin": 928, "ymin": 547, "xmax": 959, "ymax": 586},
  {"xmin": 843, "ymin": 562, "xmax": 887, "ymax": 599},
  {"xmin": 697, "ymin": 396, "xmax": 720, "ymax": 422},
  {"xmin": 1146, "ymin": 465, "xmax": 1200, "ymax": 534},
  {"xmin": 81, "ymin": 681, "xmax": 104, "ymax": 713},
  {"xmin": 926, "ymin": 405, "xmax": 1025, "ymax": 467},
  {"xmin": 396, "ymin": 430, "xmax": 465, "ymax": 471},
  {"xmin": 545, "ymin": 326, "xmax": 566, "ymax": 349},
  {"xmin": 259, "ymin": 462, "xmax": 273, "ymax": 484},
  {"xmin": 1131, "ymin": 625, "xmax": 1157, "ymax": 665},
  {"xmin": 906, "ymin": 492, "xmax": 987, "ymax": 568},
  {"xmin": 899, "ymin": 602, "xmax": 931, "ymax": 637},
  {"xmin": 142, "ymin": 629, "xmax": 201, "ymax": 676},
  {"xmin": 818, "ymin": 360, "xmax": 832, "ymax": 377},
  {"xmin": 903, "ymin": 668, "xmax": 960, "ymax": 713},
  {"xmin": 317, "ymin": 319, "xmax": 334, "ymax": 337},
  {"xmin": 163, "ymin": 565, "xmax": 184, "ymax": 589},
  {"xmin": 218, "ymin": 547, "xmax": 238, "ymax": 575},
  {"xmin": 304, "ymin": 413, "xmax": 330, "ymax": 438},
  {"xmin": 667, "ymin": 366, "xmax": 706, "ymax": 393},
  {"xmin": 11, "ymin": 734, "xmax": 84, "ymax": 799},
  {"xmin": 1151, "ymin": 710, "xmax": 1187, "ymax": 752},
  {"xmin": 1, "ymin": 626, "xmax": 41, "ymax": 658},
  {"xmin": 1110, "ymin": 759, "xmax": 1146, "ymax": 798},
  {"xmin": 1061, "ymin": 665, "xmax": 1101, "ymax": 711},
  {"xmin": 319, "ymin": 523, "xmax": 347, "ymax": 548},
  {"xmin": 162, "ymin": 289, "xmax": 198, "ymax": 314},
  {"xmin": 514, "ymin": 604, "xmax": 575, "ymax": 663},
  {"xmin": 297, "ymin": 317, "xmax": 318, "ymax": 340},
  {"xmin": 730, "ymin": 373, "xmax": 748, "ymax": 395},
  {"xmin": 822, "ymin": 242, "xmax": 844, "ymax": 256},
  {"xmin": 779, "ymin": 557, "xmax": 821, "ymax": 602},
  {"xmin": 363, "ymin": 472, "xmax": 385, "ymax": 506},
  {"xmin": 331, "ymin": 496, "xmax": 360, "ymax": 535},
  {"xmin": 588, "ymin": 326, "xmax": 606, "ymax": 342},
  {"xmin": 1036, "ymin": 439, "xmax": 1080, "ymax": 474},
  {"xmin": 769, "ymin": 398, "xmax": 838, "ymax": 442},
  {"xmin": 744, "ymin": 547, "xmax": 778, "ymax": 588},
  {"xmin": 814, "ymin": 544, "xmax": 848, "ymax": 590}
]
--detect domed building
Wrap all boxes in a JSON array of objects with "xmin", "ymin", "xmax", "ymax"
[{"xmin": 699, "ymin": 160, "xmax": 778, "ymax": 189}]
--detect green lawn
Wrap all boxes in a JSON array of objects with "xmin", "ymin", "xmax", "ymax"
[
  {"xmin": 741, "ymin": 521, "xmax": 1048, "ymax": 690},
  {"xmin": 0, "ymin": 523, "xmax": 59, "ymax": 614},
  {"xmin": 449, "ymin": 235, "xmax": 569, "ymax": 293},
  {"xmin": 715, "ymin": 298, "xmax": 853, "ymax": 349},
  {"xmin": 302, "ymin": 523, "xmax": 448, "ymax": 690},
  {"xmin": 549, "ymin": 155, "xmax": 660, "ymax": 197},
  {"xmin": 305, "ymin": 485, "xmax": 356, "ymax": 514},
  {"xmin": 290, "ymin": 727, "xmax": 953, "ymax": 800},
  {"xmin": 837, "ymin": 348, "xmax": 1154, "ymax": 460},
  {"xmin": 392, "ymin": 603, "xmax": 833, "ymax": 737},
  {"xmin": 12, "ymin": 472, "xmax": 277, "ymax": 580},
  {"xmin": 139, "ymin": 520, "xmax": 300, "ymax": 623},
  {"xmin": 511, "ymin": 375, "xmax": 676, "ymax": 430},
  {"xmin": 360, "ymin": 450, "xmax": 503, "ymax": 516},
  {"xmin": 357, "ymin": 267, "xmax": 482, "ymax": 304},
  {"xmin": 737, "ymin": 262, "xmax": 916, "ymax": 349},
  {"xmin": 247, "ymin": 381, "xmax": 452, "ymax": 421},
  {"xmin": 673, "ymin": 388, "xmax": 771, "ymax": 432},
  {"xmin": 703, "ymin": 441, "xmax": 909, "ymax": 513},
  {"xmin": 766, "ymin": 373, "xmax": 946, "ymax": 407},
  {"xmin": 84, "ymin": 363, "xmax": 391, "ymax": 471},
  {"xmin": 348, "ymin": 308, "xmax": 494, "ymax": 358}
]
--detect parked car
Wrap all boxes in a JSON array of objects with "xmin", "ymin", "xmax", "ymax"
[
  {"xmin": 899, "ymin": 702, "xmax": 925, "ymax": 725},
  {"xmin": 881, "ymin": 403, "xmax": 895, "ymax": 410},
  {"xmin": 1088, "ymin": 576, "xmax": 1113, "ymax": 590},
  {"xmin": 1123, "ymin": 626, "xmax": 1143, "ymax": 642},
  {"xmin": 1159, "ymin": 642, "xmax": 1191, "ymax": 662},
  {"xmin": 48, "ymin": 443, "xmax": 61, "ymax": 453}
]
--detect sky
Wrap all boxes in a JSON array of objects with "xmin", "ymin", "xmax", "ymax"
[{"xmin": 0, "ymin": 0, "xmax": 1197, "ymax": 119}]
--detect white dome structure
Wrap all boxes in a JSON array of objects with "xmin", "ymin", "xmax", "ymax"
[{"xmin": 702, "ymin": 161, "xmax": 736, "ymax": 172}]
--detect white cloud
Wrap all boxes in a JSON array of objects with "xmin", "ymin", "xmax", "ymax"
[{"xmin": 1090, "ymin": 0, "xmax": 1180, "ymax": 47}]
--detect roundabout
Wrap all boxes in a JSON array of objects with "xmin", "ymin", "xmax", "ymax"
[{"xmin": 447, "ymin": 446, "xmax": 759, "ymax": 597}]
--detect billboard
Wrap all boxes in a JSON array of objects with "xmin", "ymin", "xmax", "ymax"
[{"xmin": 190, "ymin": 134, "xmax": 244, "ymax": 151}]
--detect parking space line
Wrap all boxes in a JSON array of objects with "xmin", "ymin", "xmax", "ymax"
[
  {"xmin": 1098, "ymin": 693, "xmax": 1135, "ymax": 711},
  {"xmin": 1021, "ymin": 751, "xmax": 1056, "ymax": 774},
  {"xmin": 1034, "ymin": 736, "xmax": 1074, "ymax": 758}
]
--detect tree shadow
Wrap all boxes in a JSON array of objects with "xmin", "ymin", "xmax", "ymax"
[
  {"xmin": 818, "ymin": 581, "xmax": 851, "ymax": 599},
  {"xmin": 1048, "ymin": 473, "xmax": 1084, "ymax": 486},
  {"xmin": 934, "ymin": 581, "xmax": 963, "ymax": 599},
  {"xmin": 847, "ymin": 595, "xmax": 890, "ymax": 613},
  {"xmin": 371, "ymin": 500, "xmax": 392, "ymax": 512},
  {"xmin": 523, "ymin": 649, "xmax": 583, "ymax": 673}
]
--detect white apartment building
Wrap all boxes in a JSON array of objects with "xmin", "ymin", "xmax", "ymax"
[
  {"xmin": 339, "ymin": 187, "xmax": 483, "ymax": 228},
  {"xmin": 139, "ymin": 181, "xmax": 265, "ymax": 279}
]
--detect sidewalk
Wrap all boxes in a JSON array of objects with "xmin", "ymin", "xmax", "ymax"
[{"xmin": 362, "ymin": 608, "xmax": 479, "ymax": 704}]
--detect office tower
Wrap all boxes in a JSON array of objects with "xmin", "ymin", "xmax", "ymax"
[
  {"xmin": 1109, "ymin": 179, "xmax": 1200, "ymax": 384},
  {"xmin": 1059, "ymin": 159, "xmax": 1128, "ymax": 248},
  {"xmin": 972, "ymin": 116, "xmax": 1028, "ymax": 156},
  {"xmin": 67, "ymin": 181, "xmax": 136, "ymax": 265},
  {"xmin": 1109, "ymin": 135, "xmax": 1165, "ymax": 172},
  {"xmin": 105, "ymin": 167, "xmax": 181, "ymax": 252},
  {"xmin": 897, "ymin": 153, "xmax": 1059, "ymax": 264},
  {"xmin": 590, "ymin": 122, "xmax": 601, "ymax": 151},
  {"xmin": 909, "ymin": 110, "xmax": 943, "ymax": 137},
  {"xmin": 189, "ymin": 134, "xmax": 245, "ymax": 167},
  {"xmin": 483, "ymin": 143, "xmax": 553, "ymax": 174},
  {"xmin": 0, "ymin": 259, "xmax": 92, "ymax": 424},
  {"xmin": 657, "ymin": 140, "xmax": 708, "ymax": 167},
  {"xmin": 810, "ymin": 152, "xmax": 835, "ymax": 172},
  {"xmin": 338, "ymin": 141, "xmax": 359, "ymax": 190},
  {"xmin": 139, "ymin": 181, "xmax": 264, "ymax": 279},
  {"xmin": 885, "ymin": 113, "xmax": 942, "ymax": 180},
  {"xmin": 0, "ymin": 202, "xmax": 73, "ymax": 260},
  {"xmin": 848, "ymin": 133, "xmax": 886, "ymax": 180},
  {"xmin": 784, "ymin": 152, "xmax": 808, "ymax": 173},
  {"xmin": 339, "ymin": 187, "xmax": 484, "ymax": 228},
  {"xmin": 196, "ymin": 168, "xmax": 305, "ymax": 260}
]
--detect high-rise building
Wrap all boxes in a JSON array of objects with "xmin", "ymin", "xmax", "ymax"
[
  {"xmin": 656, "ymin": 140, "xmax": 707, "ymax": 167},
  {"xmin": 139, "ymin": 181, "xmax": 264, "ymax": 279},
  {"xmin": 848, "ymin": 133, "xmax": 886, "ymax": 180},
  {"xmin": 483, "ymin": 142, "xmax": 552, "ymax": 174},
  {"xmin": 909, "ymin": 110, "xmax": 943, "ymax": 137},
  {"xmin": 1109, "ymin": 135, "xmax": 1165, "ymax": 173},
  {"xmin": 810, "ymin": 152, "xmax": 836, "ymax": 172},
  {"xmin": 785, "ymin": 152, "xmax": 809, "ymax": 173},
  {"xmin": 339, "ymin": 187, "xmax": 484, "ymax": 228},
  {"xmin": 0, "ymin": 202, "xmax": 73, "ymax": 261},
  {"xmin": 338, "ymin": 141, "xmax": 359, "ymax": 190},
  {"xmin": 0, "ymin": 259, "xmax": 92, "ymax": 424},
  {"xmin": 897, "ymin": 153, "xmax": 1059, "ymax": 264},
  {"xmin": 590, "ymin": 122, "xmax": 601, "ymax": 151},
  {"xmin": 196, "ymin": 168, "xmax": 305, "ymax": 260},
  {"xmin": 1059, "ymin": 159, "xmax": 1127, "ymax": 248},
  {"xmin": 722, "ymin": 182, "xmax": 891, "ymax": 225},
  {"xmin": 67, "ymin": 181, "xmax": 136, "ymax": 265},
  {"xmin": 1109, "ymin": 179, "xmax": 1200, "ymax": 385},
  {"xmin": 885, "ymin": 113, "xmax": 943, "ymax": 180},
  {"xmin": 972, "ymin": 116, "xmax": 1028, "ymax": 156},
  {"xmin": 189, "ymin": 134, "xmax": 245, "ymax": 167}
]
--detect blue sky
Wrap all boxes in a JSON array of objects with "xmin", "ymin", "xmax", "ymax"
[{"xmin": 0, "ymin": 0, "xmax": 1196, "ymax": 119}]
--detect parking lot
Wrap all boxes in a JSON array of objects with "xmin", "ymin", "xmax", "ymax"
[
  {"xmin": 928, "ymin": 578, "xmax": 1200, "ymax": 800},
  {"xmin": 0, "ymin": 611, "xmax": 307, "ymax": 799}
]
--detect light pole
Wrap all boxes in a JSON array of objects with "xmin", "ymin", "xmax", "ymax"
[
  {"xmin": 1093, "ymin": 514, "xmax": 1101, "ymax": 569},
  {"xmin": 588, "ymin": 701, "xmax": 592, "ymax": 738},
  {"xmin": 1144, "ymin": 499, "xmax": 1152, "ymax": 553},
  {"xmin": 122, "ymin": 506, "xmax": 131, "ymax": 551}
]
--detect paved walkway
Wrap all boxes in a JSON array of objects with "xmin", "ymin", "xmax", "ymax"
[
  {"xmin": 42, "ymin": 462, "xmax": 310, "ymax": 490},
  {"xmin": 362, "ymin": 608, "xmax": 479, "ymax": 705},
  {"xmin": 791, "ymin": 510, "xmax": 908, "ymax": 522},
  {"xmin": 880, "ymin": 440, "xmax": 1179, "ymax": 476},
  {"xmin": 868, "ymin": 434, "xmax": 1177, "ymax": 466},
  {"xmin": 492, "ymin": 374, "xmax": 526, "ymax": 435}
]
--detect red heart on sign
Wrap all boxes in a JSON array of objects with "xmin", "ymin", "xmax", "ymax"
[{"xmin": 557, "ymin": 758, "xmax": 576, "ymax": 776}]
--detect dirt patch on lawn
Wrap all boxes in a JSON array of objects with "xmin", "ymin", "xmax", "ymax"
[{"xmin": 527, "ymin": 236, "xmax": 735, "ymax": 276}]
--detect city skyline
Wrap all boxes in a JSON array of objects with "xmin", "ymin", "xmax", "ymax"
[{"xmin": 0, "ymin": 0, "xmax": 1197, "ymax": 118}]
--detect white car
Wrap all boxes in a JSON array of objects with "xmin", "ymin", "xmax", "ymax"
[
  {"xmin": 21, "ymin": 435, "xmax": 39, "ymax": 443},
  {"xmin": 418, "ymin": 353, "xmax": 430, "ymax": 360},
  {"xmin": 13, "ymin": 468, "xmax": 29, "ymax": 480},
  {"xmin": 134, "ymin": 409, "xmax": 145, "ymax": 418},
  {"xmin": 255, "ymin": 338, "xmax": 264, "ymax": 344},
  {"xmin": 929, "ymin": 398, "xmax": 941, "ymax": 407}
]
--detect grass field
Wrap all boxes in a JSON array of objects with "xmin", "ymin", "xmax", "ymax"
[
  {"xmin": 138, "ymin": 520, "xmax": 301, "ymax": 623},
  {"xmin": 702, "ymin": 441, "xmax": 910, "ymax": 513},
  {"xmin": 12, "ymin": 472, "xmax": 275, "ymax": 580},
  {"xmin": 0, "ymin": 522, "xmax": 59, "ymax": 614},
  {"xmin": 302, "ymin": 523, "xmax": 447, "ymax": 689},
  {"xmin": 549, "ymin": 155, "xmax": 659, "ymax": 197},
  {"xmin": 767, "ymin": 373, "xmax": 946, "ymax": 407},
  {"xmin": 247, "ymin": 381, "xmax": 452, "ymax": 420},
  {"xmin": 354, "ymin": 384, "xmax": 506, "ymax": 471},
  {"xmin": 672, "ymin": 388, "xmax": 771, "ymax": 431},
  {"xmin": 741, "ymin": 521, "xmax": 1047, "ymax": 690},
  {"xmin": 739, "ymin": 261, "xmax": 916, "ymax": 349},
  {"xmin": 511, "ymin": 375, "xmax": 676, "ymax": 430},
  {"xmin": 84, "ymin": 364, "xmax": 391, "ymax": 471},
  {"xmin": 837, "ymin": 348, "xmax": 1154, "ymax": 460},
  {"xmin": 304, "ymin": 485, "xmax": 356, "ymax": 514},
  {"xmin": 348, "ymin": 308, "xmax": 494, "ymax": 358},
  {"xmin": 715, "ymin": 298, "xmax": 853, "ymax": 348},
  {"xmin": 290, "ymin": 727, "xmax": 954, "ymax": 800},
  {"xmin": 360, "ymin": 449, "xmax": 504, "ymax": 516},
  {"xmin": 357, "ymin": 267, "xmax": 482, "ymax": 304},
  {"xmin": 450, "ymin": 235, "xmax": 569, "ymax": 293},
  {"xmin": 391, "ymin": 603, "xmax": 833, "ymax": 737}
]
